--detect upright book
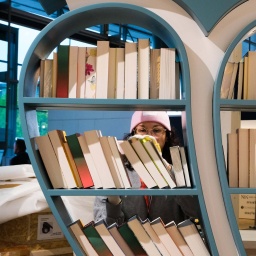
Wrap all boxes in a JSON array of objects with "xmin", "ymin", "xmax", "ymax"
[
  {"xmin": 115, "ymin": 47, "xmax": 125, "ymax": 99},
  {"xmin": 68, "ymin": 45, "xmax": 78, "ymax": 98},
  {"xmin": 149, "ymin": 48, "xmax": 160, "ymax": 99},
  {"xmin": 56, "ymin": 45, "xmax": 69, "ymax": 98},
  {"xmin": 77, "ymin": 46, "xmax": 86, "ymax": 98},
  {"xmin": 65, "ymin": 133, "xmax": 94, "ymax": 188},
  {"xmin": 169, "ymin": 146, "xmax": 186, "ymax": 187}
]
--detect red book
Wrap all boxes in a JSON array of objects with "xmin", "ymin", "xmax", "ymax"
[
  {"xmin": 56, "ymin": 45, "xmax": 69, "ymax": 98},
  {"xmin": 65, "ymin": 133, "xmax": 94, "ymax": 188}
]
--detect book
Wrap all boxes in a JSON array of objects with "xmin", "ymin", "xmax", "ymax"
[
  {"xmin": 149, "ymin": 48, "xmax": 160, "ymax": 99},
  {"xmin": 137, "ymin": 38, "xmax": 150, "ymax": 99},
  {"xmin": 108, "ymin": 223, "xmax": 135, "ymax": 256},
  {"xmin": 179, "ymin": 146, "xmax": 191, "ymax": 187},
  {"xmin": 96, "ymin": 41, "xmax": 110, "ymax": 99},
  {"xmin": 107, "ymin": 47, "xmax": 116, "ymax": 99},
  {"xmin": 127, "ymin": 215, "xmax": 161, "ymax": 256},
  {"xmin": 65, "ymin": 133, "xmax": 94, "ymax": 188},
  {"xmin": 68, "ymin": 45, "xmax": 78, "ymax": 98},
  {"xmin": 141, "ymin": 138, "xmax": 176, "ymax": 188},
  {"xmin": 237, "ymin": 128, "xmax": 249, "ymax": 187},
  {"xmin": 115, "ymin": 47, "xmax": 125, "ymax": 99},
  {"xmin": 41, "ymin": 58, "xmax": 53, "ymax": 97},
  {"xmin": 56, "ymin": 45, "xmax": 69, "ymax": 98},
  {"xmin": 220, "ymin": 61, "xmax": 234, "ymax": 99},
  {"xmin": 119, "ymin": 140, "xmax": 157, "ymax": 188},
  {"xmin": 39, "ymin": 59, "xmax": 45, "ymax": 97},
  {"xmin": 52, "ymin": 51, "xmax": 58, "ymax": 97},
  {"xmin": 227, "ymin": 132, "xmax": 238, "ymax": 187},
  {"xmin": 236, "ymin": 59, "xmax": 244, "ymax": 100},
  {"xmin": 150, "ymin": 217, "xmax": 182, "ymax": 256},
  {"xmin": 243, "ymin": 56, "xmax": 248, "ymax": 99},
  {"xmin": 34, "ymin": 135, "xmax": 67, "ymax": 188},
  {"xmin": 106, "ymin": 136, "xmax": 131, "ymax": 189},
  {"xmin": 247, "ymin": 51, "xmax": 256, "ymax": 100},
  {"xmin": 83, "ymin": 130, "xmax": 116, "ymax": 188},
  {"xmin": 141, "ymin": 218, "xmax": 171, "ymax": 256},
  {"xmin": 118, "ymin": 222, "xmax": 147, "ymax": 255},
  {"xmin": 124, "ymin": 42, "xmax": 137, "ymax": 99},
  {"xmin": 129, "ymin": 137, "xmax": 168, "ymax": 188},
  {"xmin": 77, "ymin": 133, "xmax": 102, "ymax": 188},
  {"xmin": 85, "ymin": 47, "xmax": 97, "ymax": 98},
  {"xmin": 68, "ymin": 219, "xmax": 98, "ymax": 256},
  {"xmin": 94, "ymin": 219, "xmax": 125, "ymax": 256},
  {"xmin": 249, "ymin": 128, "xmax": 256, "ymax": 187},
  {"xmin": 227, "ymin": 62, "xmax": 239, "ymax": 99},
  {"xmin": 164, "ymin": 220, "xmax": 194, "ymax": 256},
  {"xmin": 177, "ymin": 219, "xmax": 210, "ymax": 256},
  {"xmin": 48, "ymin": 130, "xmax": 77, "ymax": 188},
  {"xmin": 238, "ymin": 194, "xmax": 256, "ymax": 219},
  {"xmin": 169, "ymin": 146, "xmax": 186, "ymax": 187},
  {"xmin": 99, "ymin": 136, "xmax": 124, "ymax": 188},
  {"xmin": 77, "ymin": 46, "xmax": 86, "ymax": 98},
  {"xmin": 82, "ymin": 221, "xmax": 112, "ymax": 256},
  {"xmin": 62, "ymin": 139, "xmax": 83, "ymax": 188},
  {"xmin": 159, "ymin": 48, "xmax": 176, "ymax": 99}
]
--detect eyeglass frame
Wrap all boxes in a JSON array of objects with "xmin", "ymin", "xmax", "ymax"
[{"xmin": 133, "ymin": 126, "xmax": 167, "ymax": 136}]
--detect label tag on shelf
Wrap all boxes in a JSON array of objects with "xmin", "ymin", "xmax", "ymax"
[{"xmin": 37, "ymin": 214, "xmax": 64, "ymax": 240}]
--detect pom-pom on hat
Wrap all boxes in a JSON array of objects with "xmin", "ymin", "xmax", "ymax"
[{"xmin": 130, "ymin": 111, "xmax": 171, "ymax": 132}]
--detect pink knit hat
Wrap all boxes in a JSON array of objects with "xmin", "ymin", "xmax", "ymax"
[{"xmin": 130, "ymin": 111, "xmax": 171, "ymax": 132}]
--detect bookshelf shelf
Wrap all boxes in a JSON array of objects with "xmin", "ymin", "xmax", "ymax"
[
  {"xmin": 213, "ymin": 20, "xmax": 256, "ymax": 256},
  {"xmin": 19, "ymin": 3, "xmax": 217, "ymax": 255}
]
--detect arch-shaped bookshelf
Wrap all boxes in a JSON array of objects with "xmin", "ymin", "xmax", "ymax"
[
  {"xmin": 19, "ymin": 3, "xmax": 217, "ymax": 254},
  {"xmin": 213, "ymin": 20, "xmax": 256, "ymax": 256}
]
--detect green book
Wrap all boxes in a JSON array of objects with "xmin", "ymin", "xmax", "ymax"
[
  {"xmin": 65, "ymin": 133, "xmax": 94, "ymax": 188},
  {"xmin": 82, "ymin": 221, "xmax": 112, "ymax": 256},
  {"xmin": 56, "ymin": 45, "xmax": 69, "ymax": 98},
  {"xmin": 118, "ymin": 222, "xmax": 147, "ymax": 256}
]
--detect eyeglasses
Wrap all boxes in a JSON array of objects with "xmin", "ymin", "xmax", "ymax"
[{"xmin": 134, "ymin": 127, "xmax": 166, "ymax": 136}]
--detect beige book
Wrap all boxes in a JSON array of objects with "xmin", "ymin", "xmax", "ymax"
[
  {"xmin": 52, "ymin": 52, "xmax": 58, "ymax": 97},
  {"xmin": 159, "ymin": 48, "xmax": 176, "ymax": 99},
  {"xmin": 150, "ymin": 217, "xmax": 182, "ymax": 256},
  {"xmin": 42, "ymin": 59, "xmax": 53, "ymax": 97},
  {"xmin": 124, "ymin": 42, "xmax": 137, "ymax": 99},
  {"xmin": 119, "ymin": 140, "xmax": 157, "ymax": 188},
  {"xmin": 83, "ymin": 130, "xmax": 116, "ymax": 188},
  {"xmin": 179, "ymin": 147, "xmax": 191, "ymax": 187},
  {"xmin": 96, "ymin": 41, "xmax": 110, "ymax": 99},
  {"xmin": 68, "ymin": 45, "xmax": 78, "ymax": 98},
  {"xmin": 137, "ymin": 38, "xmax": 150, "ymax": 99},
  {"xmin": 243, "ymin": 56, "xmax": 248, "ymax": 99},
  {"xmin": 227, "ymin": 62, "xmax": 239, "ymax": 99},
  {"xmin": 220, "ymin": 62, "xmax": 234, "ymax": 99},
  {"xmin": 77, "ymin": 46, "xmax": 86, "ymax": 98},
  {"xmin": 94, "ymin": 219, "xmax": 125, "ymax": 256},
  {"xmin": 149, "ymin": 48, "xmax": 160, "ymax": 99},
  {"xmin": 34, "ymin": 135, "xmax": 67, "ymax": 189},
  {"xmin": 48, "ymin": 130, "xmax": 77, "ymax": 188},
  {"xmin": 237, "ymin": 128, "xmax": 249, "ymax": 187},
  {"xmin": 177, "ymin": 219, "xmax": 210, "ymax": 256},
  {"xmin": 68, "ymin": 219, "xmax": 98, "ymax": 256},
  {"xmin": 236, "ymin": 60, "xmax": 244, "ymax": 100},
  {"xmin": 142, "ymin": 219, "xmax": 171, "ymax": 256},
  {"xmin": 249, "ymin": 128, "xmax": 256, "ymax": 187},
  {"xmin": 128, "ymin": 215, "xmax": 161, "ymax": 256},
  {"xmin": 165, "ymin": 221, "xmax": 193, "ymax": 256},
  {"xmin": 115, "ymin": 47, "xmax": 125, "ymax": 99},
  {"xmin": 107, "ymin": 47, "xmax": 116, "ymax": 99},
  {"xmin": 247, "ymin": 51, "xmax": 256, "ymax": 100},
  {"xmin": 227, "ymin": 132, "xmax": 238, "ymax": 187}
]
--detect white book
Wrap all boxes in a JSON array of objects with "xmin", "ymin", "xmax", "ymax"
[
  {"xmin": 77, "ymin": 46, "xmax": 86, "ymax": 98},
  {"xmin": 115, "ymin": 47, "xmax": 125, "ymax": 99},
  {"xmin": 68, "ymin": 45, "xmax": 78, "ymax": 98}
]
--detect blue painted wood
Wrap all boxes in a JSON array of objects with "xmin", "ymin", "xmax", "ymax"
[
  {"xmin": 213, "ymin": 19, "xmax": 256, "ymax": 256},
  {"xmin": 18, "ymin": 3, "xmax": 218, "ymax": 255}
]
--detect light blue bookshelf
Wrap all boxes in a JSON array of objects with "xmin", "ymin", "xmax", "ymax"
[
  {"xmin": 213, "ymin": 19, "xmax": 256, "ymax": 256},
  {"xmin": 19, "ymin": 3, "xmax": 218, "ymax": 255}
]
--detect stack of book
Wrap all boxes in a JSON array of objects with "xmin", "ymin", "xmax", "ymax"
[
  {"xmin": 39, "ymin": 40, "xmax": 180, "ymax": 100},
  {"xmin": 34, "ymin": 129, "xmax": 192, "ymax": 190},
  {"xmin": 68, "ymin": 215, "xmax": 210, "ymax": 256}
]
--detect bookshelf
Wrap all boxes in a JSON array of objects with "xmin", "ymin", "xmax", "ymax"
[
  {"xmin": 18, "ymin": 3, "xmax": 218, "ymax": 255},
  {"xmin": 213, "ymin": 20, "xmax": 256, "ymax": 256}
]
